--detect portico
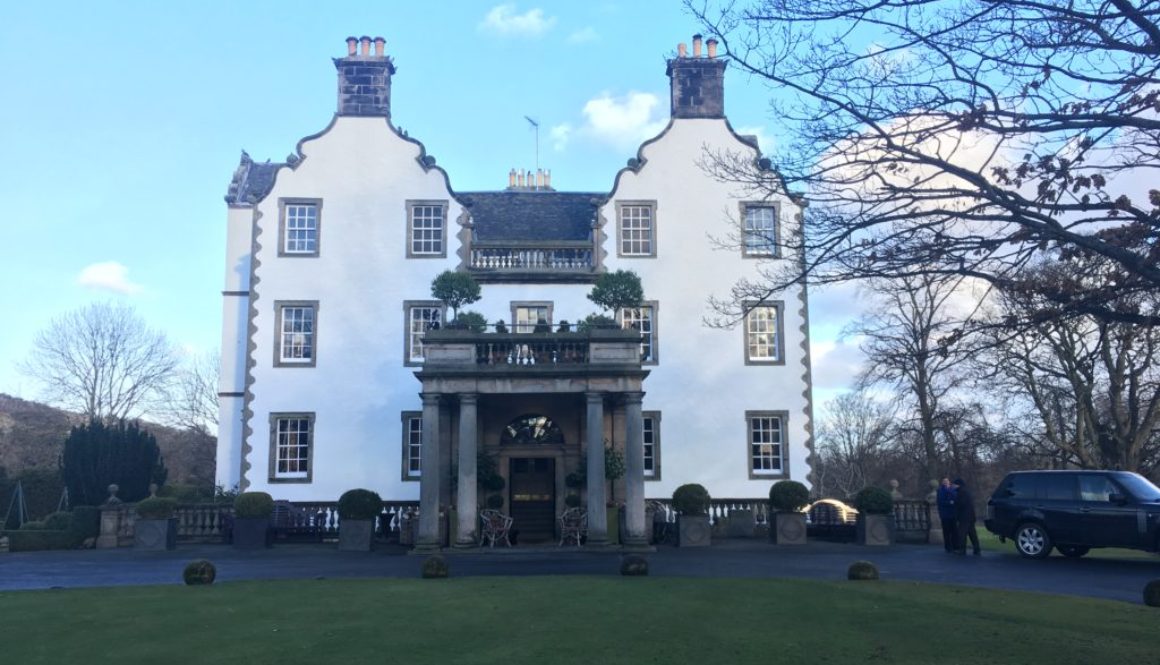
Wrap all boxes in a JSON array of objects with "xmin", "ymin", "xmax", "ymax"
[{"xmin": 412, "ymin": 328, "xmax": 650, "ymax": 552}]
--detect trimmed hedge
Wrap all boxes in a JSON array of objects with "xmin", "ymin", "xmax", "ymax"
[
  {"xmin": 7, "ymin": 529, "xmax": 75, "ymax": 552},
  {"xmin": 672, "ymin": 484, "xmax": 711, "ymax": 516},
  {"xmin": 43, "ymin": 511, "xmax": 73, "ymax": 531},
  {"xmin": 769, "ymin": 481, "xmax": 810, "ymax": 513},
  {"xmin": 184, "ymin": 560, "xmax": 217, "ymax": 586},
  {"xmin": 338, "ymin": 489, "xmax": 383, "ymax": 520},
  {"xmin": 854, "ymin": 486, "xmax": 894, "ymax": 515},
  {"xmin": 70, "ymin": 506, "xmax": 101, "ymax": 541},
  {"xmin": 136, "ymin": 497, "xmax": 177, "ymax": 520},
  {"xmin": 422, "ymin": 555, "xmax": 449, "ymax": 579},
  {"xmin": 234, "ymin": 492, "xmax": 274, "ymax": 518}
]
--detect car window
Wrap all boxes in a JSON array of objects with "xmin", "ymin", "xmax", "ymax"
[
  {"xmin": 1078, "ymin": 475, "xmax": 1118, "ymax": 502},
  {"xmin": 1039, "ymin": 474, "xmax": 1077, "ymax": 500},
  {"xmin": 1115, "ymin": 473, "xmax": 1160, "ymax": 501},
  {"xmin": 1001, "ymin": 474, "xmax": 1037, "ymax": 499}
]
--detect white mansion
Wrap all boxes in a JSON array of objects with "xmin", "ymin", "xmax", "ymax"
[{"xmin": 216, "ymin": 35, "xmax": 814, "ymax": 549}]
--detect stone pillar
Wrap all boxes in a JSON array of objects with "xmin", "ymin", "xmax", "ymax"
[
  {"xmin": 455, "ymin": 394, "xmax": 479, "ymax": 548},
  {"xmin": 585, "ymin": 392, "xmax": 608, "ymax": 546},
  {"xmin": 623, "ymin": 391, "xmax": 647, "ymax": 548},
  {"xmin": 416, "ymin": 392, "xmax": 442, "ymax": 552}
]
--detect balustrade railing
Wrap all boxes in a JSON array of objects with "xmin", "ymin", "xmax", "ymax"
[
  {"xmin": 646, "ymin": 498, "xmax": 770, "ymax": 526},
  {"xmin": 470, "ymin": 246, "xmax": 593, "ymax": 272},
  {"xmin": 475, "ymin": 339, "xmax": 590, "ymax": 365},
  {"xmin": 176, "ymin": 504, "xmax": 234, "ymax": 542}
]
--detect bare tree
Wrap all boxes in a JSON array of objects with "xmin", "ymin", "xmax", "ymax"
[
  {"xmin": 20, "ymin": 302, "xmax": 178, "ymax": 420},
  {"xmin": 161, "ymin": 350, "xmax": 220, "ymax": 435},
  {"xmin": 689, "ymin": 0, "xmax": 1160, "ymax": 327},
  {"xmin": 815, "ymin": 389, "xmax": 895, "ymax": 497},
  {"xmin": 850, "ymin": 274, "xmax": 969, "ymax": 480}
]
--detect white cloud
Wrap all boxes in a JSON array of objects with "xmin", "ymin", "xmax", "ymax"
[
  {"xmin": 76, "ymin": 261, "xmax": 143, "ymax": 295},
  {"xmin": 579, "ymin": 91, "xmax": 666, "ymax": 150},
  {"xmin": 567, "ymin": 27, "xmax": 599, "ymax": 44},
  {"xmin": 733, "ymin": 125, "xmax": 774, "ymax": 155},
  {"xmin": 810, "ymin": 338, "xmax": 866, "ymax": 391},
  {"xmin": 549, "ymin": 123, "xmax": 572, "ymax": 151},
  {"xmin": 479, "ymin": 4, "xmax": 556, "ymax": 37}
]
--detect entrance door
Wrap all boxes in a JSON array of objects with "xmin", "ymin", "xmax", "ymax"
[{"xmin": 509, "ymin": 458, "xmax": 556, "ymax": 543}]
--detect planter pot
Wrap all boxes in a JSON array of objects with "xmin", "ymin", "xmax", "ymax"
[
  {"xmin": 134, "ymin": 518, "xmax": 177, "ymax": 551},
  {"xmin": 677, "ymin": 514, "xmax": 711, "ymax": 547},
  {"xmin": 608, "ymin": 506, "xmax": 620, "ymax": 546},
  {"xmin": 770, "ymin": 512, "xmax": 807, "ymax": 545},
  {"xmin": 233, "ymin": 517, "xmax": 271, "ymax": 549},
  {"xmin": 727, "ymin": 510, "xmax": 755, "ymax": 538},
  {"xmin": 338, "ymin": 519, "xmax": 374, "ymax": 552},
  {"xmin": 857, "ymin": 514, "xmax": 894, "ymax": 546}
]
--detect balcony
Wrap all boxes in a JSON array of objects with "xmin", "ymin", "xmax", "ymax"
[{"xmin": 466, "ymin": 242, "xmax": 597, "ymax": 283}]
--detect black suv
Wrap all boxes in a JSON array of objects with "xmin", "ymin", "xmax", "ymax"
[{"xmin": 984, "ymin": 470, "xmax": 1160, "ymax": 558}]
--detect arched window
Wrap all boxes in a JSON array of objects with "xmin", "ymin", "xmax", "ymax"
[{"xmin": 500, "ymin": 414, "xmax": 564, "ymax": 446}]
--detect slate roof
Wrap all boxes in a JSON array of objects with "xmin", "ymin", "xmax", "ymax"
[
  {"xmin": 224, "ymin": 151, "xmax": 284, "ymax": 206},
  {"xmin": 458, "ymin": 191, "xmax": 602, "ymax": 243}
]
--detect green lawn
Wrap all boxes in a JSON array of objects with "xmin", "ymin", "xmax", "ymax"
[
  {"xmin": 1, "ymin": 577, "xmax": 1155, "ymax": 665},
  {"xmin": 977, "ymin": 529, "xmax": 1158, "ymax": 560}
]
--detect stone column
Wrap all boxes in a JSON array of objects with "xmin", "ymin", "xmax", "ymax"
[
  {"xmin": 416, "ymin": 392, "xmax": 442, "ymax": 553},
  {"xmin": 454, "ymin": 394, "xmax": 479, "ymax": 548},
  {"xmin": 623, "ymin": 391, "xmax": 647, "ymax": 549},
  {"xmin": 585, "ymin": 392, "xmax": 608, "ymax": 546}
]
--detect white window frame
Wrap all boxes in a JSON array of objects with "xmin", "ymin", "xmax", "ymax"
[
  {"xmin": 407, "ymin": 201, "xmax": 447, "ymax": 258},
  {"xmin": 741, "ymin": 203, "xmax": 779, "ymax": 257},
  {"xmin": 404, "ymin": 301, "xmax": 445, "ymax": 366},
  {"xmin": 617, "ymin": 201, "xmax": 656, "ymax": 257},
  {"xmin": 747, "ymin": 411, "xmax": 788, "ymax": 479},
  {"xmin": 618, "ymin": 302, "xmax": 658, "ymax": 364},
  {"xmin": 744, "ymin": 302, "xmax": 784, "ymax": 365},
  {"xmin": 643, "ymin": 411, "xmax": 660, "ymax": 480},
  {"xmin": 270, "ymin": 413, "xmax": 314, "ymax": 482},
  {"xmin": 274, "ymin": 301, "xmax": 317, "ymax": 367},
  {"xmin": 278, "ymin": 199, "xmax": 321, "ymax": 257},
  {"xmin": 402, "ymin": 412, "xmax": 422, "ymax": 481}
]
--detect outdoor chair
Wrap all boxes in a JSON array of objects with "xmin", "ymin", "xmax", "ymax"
[
  {"xmin": 558, "ymin": 507, "xmax": 587, "ymax": 547},
  {"xmin": 479, "ymin": 509, "xmax": 513, "ymax": 548}
]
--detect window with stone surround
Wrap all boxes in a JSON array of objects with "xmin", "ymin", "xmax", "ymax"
[
  {"xmin": 511, "ymin": 302, "xmax": 553, "ymax": 333},
  {"xmin": 407, "ymin": 201, "xmax": 447, "ymax": 258},
  {"xmin": 744, "ymin": 302, "xmax": 784, "ymax": 364},
  {"xmin": 274, "ymin": 301, "xmax": 318, "ymax": 367},
  {"xmin": 269, "ymin": 413, "xmax": 314, "ymax": 482},
  {"xmin": 643, "ymin": 411, "xmax": 661, "ymax": 480},
  {"xmin": 617, "ymin": 201, "xmax": 656, "ymax": 257},
  {"xmin": 618, "ymin": 302, "xmax": 658, "ymax": 364},
  {"xmin": 747, "ymin": 411, "xmax": 788, "ymax": 479},
  {"xmin": 279, "ymin": 199, "xmax": 321, "ymax": 257},
  {"xmin": 741, "ymin": 203, "xmax": 779, "ymax": 257},
  {"xmin": 401, "ymin": 412, "xmax": 422, "ymax": 480},
  {"xmin": 404, "ymin": 301, "xmax": 445, "ymax": 366}
]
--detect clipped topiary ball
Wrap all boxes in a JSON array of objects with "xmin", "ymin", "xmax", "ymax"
[
  {"xmin": 769, "ymin": 480, "xmax": 810, "ymax": 513},
  {"xmin": 848, "ymin": 560, "xmax": 880, "ymax": 580},
  {"xmin": 337, "ymin": 488, "xmax": 384, "ymax": 521},
  {"xmin": 620, "ymin": 554, "xmax": 649, "ymax": 576},
  {"xmin": 854, "ymin": 487, "xmax": 894, "ymax": 515},
  {"xmin": 1144, "ymin": 579, "xmax": 1160, "ymax": 607},
  {"xmin": 422, "ymin": 555, "xmax": 449, "ymax": 579},
  {"xmin": 672, "ymin": 483, "xmax": 711, "ymax": 516},
  {"xmin": 43, "ymin": 511, "xmax": 74, "ymax": 531},
  {"xmin": 183, "ymin": 559, "xmax": 217, "ymax": 586},
  {"xmin": 234, "ymin": 491, "xmax": 274, "ymax": 519}
]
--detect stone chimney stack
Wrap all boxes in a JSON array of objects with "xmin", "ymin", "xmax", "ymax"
[
  {"xmin": 334, "ymin": 35, "xmax": 396, "ymax": 117},
  {"xmin": 666, "ymin": 33, "xmax": 727, "ymax": 119}
]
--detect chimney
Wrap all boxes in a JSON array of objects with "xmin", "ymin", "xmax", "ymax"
[
  {"xmin": 334, "ymin": 35, "xmax": 396, "ymax": 117},
  {"xmin": 666, "ymin": 34, "xmax": 727, "ymax": 119},
  {"xmin": 545, "ymin": 170, "xmax": 552, "ymax": 188},
  {"xmin": 518, "ymin": 170, "xmax": 526, "ymax": 188},
  {"xmin": 536, "ymin": 169, "xmax": 544, "ymax": 188},
  {"xmin": 508, "ymin": 168, "xmax": 517, "ymax": 188}
]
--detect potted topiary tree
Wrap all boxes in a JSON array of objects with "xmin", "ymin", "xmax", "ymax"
[
  {"xmin": 768, "ymin": 480, "xmax": 810, "ymax": 545},
  {"xmin": 430, "ymin": 270, "xmax": 481, "ymax": 323},
  {"xmin": 854, "ymin": 486, "xmax": 895, "ymax": 546},
  {"xmin": 671, "ymin": 483, "xmax": 712, "ymax": 547},
  {"xmin": 338, "ymin": 488, "xmax": 383, "ymax": 552},
  {"xmin": 233, "ymin": 491, "xmax": 274, "ymax": 549},
  {"xmin": 134, "ymin": 497, "xmax": 178, "ymax": 551}
]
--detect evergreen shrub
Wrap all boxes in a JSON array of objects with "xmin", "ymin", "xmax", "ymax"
[
  {"xmin": 338, "ymin": 489, "xmax": 383, "ymax": 520},
  {"xmin": 854, "ymin": 487, "xmax": 894, "ymax": 515},
  {"xmin": 672, "ymin": 484, "xmax": 711, "ymax": 516},
  {"xmin": 769, "ymin": 481, "xmax": 810, "ymax": 513},
  {"xmin": 234, "ymin": 492, "xmax": 274, "ymax": 518}
]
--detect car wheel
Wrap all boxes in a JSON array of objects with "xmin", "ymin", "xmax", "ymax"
[
  {"xmin": 1014, "ymin": 522, "xmax": 1052, "ymax": 559},
  {"xmin": 1057, "ymin": 545, "xmax": 1089, "ymax": 558}
]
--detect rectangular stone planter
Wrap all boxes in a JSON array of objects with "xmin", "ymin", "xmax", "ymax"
[
  {"xmin": 857, "ymin": 514, "xmax": 894, "ymax": 546},
  {"xmin": 770, "ymin": 512, "xmax": 807, "ymax": 545},
  {"xmin": 134, "ymin": 517, "xmax": 177, "ymax": 551},
  {"xmin": 677, "ymin": 514, "xmax": 711, "ymax": 547},
  {"xmin": 233, "ymin": 517, "xmax": 271, "ymax": 549},
  {"xmin": 338, "ymin": 519, "xmax": 374, "ymax": 551}
]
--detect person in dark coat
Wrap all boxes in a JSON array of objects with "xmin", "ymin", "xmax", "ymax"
[
  {"xmin": 953, "ymin": 478, "xmax": 980, "ymax": 555},
  {"xmin": 936, "ymin": 477, "xmax": 958, "ymax": 552}
]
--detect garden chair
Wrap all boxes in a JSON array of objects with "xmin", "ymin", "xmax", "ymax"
[
  {"xmin": 479, "ymin": 509, "xmax": 513, "ymax": 548},
  {"xmin": 558, "ymin": 507, "xmax": 587, "ymax": 547}
]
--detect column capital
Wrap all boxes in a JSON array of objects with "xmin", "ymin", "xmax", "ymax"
[
  {"xmin": 585, "ymin": 391, "xmax": 606, "ymax": 404},
  {"xmin": 622, "ymin": 391, "xmax": 645, "ymax": 404},
  {"xmin": 459, "ymin": 393, "xmax": 478, "ymax": 405},
  {"xmin": 420, "ymin": 392, "xmax": 442, "ymax": 405}
]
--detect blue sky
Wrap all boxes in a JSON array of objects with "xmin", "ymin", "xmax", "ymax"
[{"xmin": 0, "ymin": 1, "xmax": 861, "ymax": 402}]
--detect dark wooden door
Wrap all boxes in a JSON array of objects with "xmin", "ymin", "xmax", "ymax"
[{"xmin": 509, "ymin": 458, "xmax": 556, "ymax": 543}]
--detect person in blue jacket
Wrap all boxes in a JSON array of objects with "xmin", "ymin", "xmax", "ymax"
[{"xmin": 936, "ymin": 477, "xmax": 958, "ymax": 552}]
